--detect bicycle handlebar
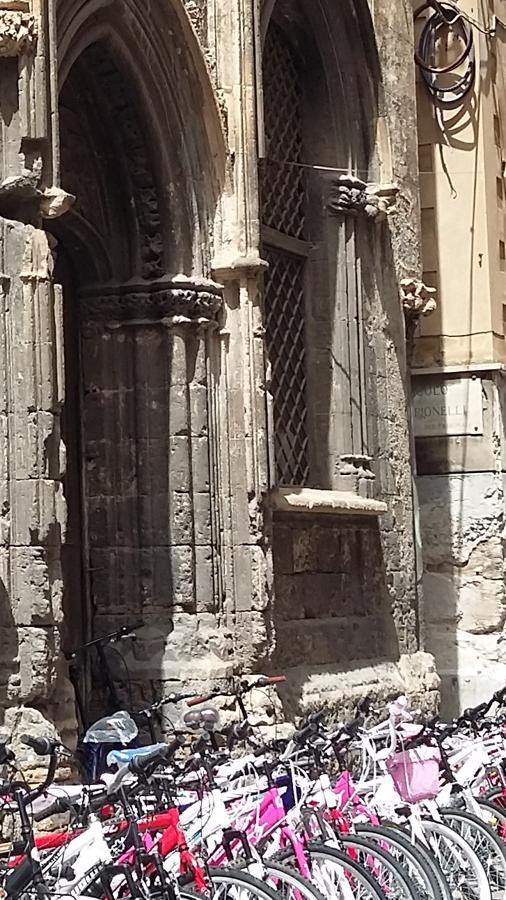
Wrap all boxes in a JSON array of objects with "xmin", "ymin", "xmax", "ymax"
[
  {"xmin": 186, "ymin": 675, "xmax": 287, "ymax": 708},
  {"xmin": 65, "ymin": 622, "xmax": 142, "ymax": 660},
  {"xmin": 20, "ymin": 734, "xmax": 61, "ymax": 756}
]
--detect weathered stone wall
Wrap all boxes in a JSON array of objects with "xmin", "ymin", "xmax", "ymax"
[
  {"xmin": 261, "ymin": 0, "xmax": 438, "ymax": 714},
  {"xmin": 418, "ymin": 376, "xmax": 506, "ymax": 715},
  {"xmin": 0, "ymin": 0, "xmax": 439, "ymax": 748}
]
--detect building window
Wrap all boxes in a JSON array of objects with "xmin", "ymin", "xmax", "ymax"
[{"xmin": 261, "ymin": 22, "xmax": 310, "ymax": 486}]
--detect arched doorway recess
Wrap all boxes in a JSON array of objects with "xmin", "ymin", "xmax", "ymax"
[{"xmin": 53, "ymin": 1, "xmax": 228, "ymax": 724}]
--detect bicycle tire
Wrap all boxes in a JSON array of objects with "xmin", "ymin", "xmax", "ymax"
[
  {"xmin": 477, "ymin": 798, "xmax": 506, "ymax": 844},
  {"xmin": 439, "ymin": 806, "xmax": 506, "ymax": 897},
  {"xmin": 183, "ymin": 867, "xmax": 283, "ymax": 900},
  {"xmin": 337, "ymin": 833, "xmax": 418, "ymax": 900},
  {"xmin": 419, "ymin": 817, "xmax": 491, "ymax": 900},
  {"xmin": 483, "ymin": 785, "xmax": 506, "ymax": 811},
  {"xmin": 355, "ymin": 823, "xmax": 449, "ymax": 900},
  {"xmin": 273, "ymin": 842, "xmax": 386, "ymax": 900},
  {"xmin": 259, "ymin": 859, "xmax": 329, "ymax": 900}
]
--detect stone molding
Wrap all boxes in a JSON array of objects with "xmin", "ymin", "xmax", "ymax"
[
  {"xmin": 327, "ymin": 176, "xmax": 398, "ymax": 222},
  {"xmin": 400, "ymin": 278, "xmax": 437, "ymax": 318},
  {"xmin": 0, "ymin": 6, "xmax": 36, "ymax": 57},
  {"xmin": 270, "ymin": 487, "xmax": 387, "ymax": 517},
  {"xmin": 79, "ymin": 277, "xmax": 224, "ymax": 325},
  {"xmin": 212, "ymin": 255, "xmax": 269, "ymax": 281}
]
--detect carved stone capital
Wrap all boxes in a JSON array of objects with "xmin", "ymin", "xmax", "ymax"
[
  {"xmin": 327, "ymin": 176, "xmax": 398, "ymax": 222},
  {"xmin": 0, "ymin": 8, "xmax": 36, "ymax": 56},
  {"xmin": 80, "ymin": 277, "xmax": 224, "ymax": 325},
  {"xmin": 400, "ymin": 278, "xmax": 437, "ymax": 318}
]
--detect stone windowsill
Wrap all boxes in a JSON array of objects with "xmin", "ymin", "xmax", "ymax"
[{"xmin": 270, "ymin": 487, "xmax": 387, "ymax": 517}]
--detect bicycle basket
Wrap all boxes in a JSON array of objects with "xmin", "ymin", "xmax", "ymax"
[{"xmin": 386, "ymin": 744, "xmax": 441, "ymax": 803}]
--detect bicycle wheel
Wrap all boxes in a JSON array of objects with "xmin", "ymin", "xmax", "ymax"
[
  {"xmin": 419, "ymin": 817, "xmax": 491, "ymax": 900},
  {"xmin": 260, "ymin": 860, "xmax": 328, "ymax": 900},
  {"xmin": 483, "ymin": 785, "xmax": 506, "ymax": 812},
  {"xmin": 439, "ymin": 807, "xmax": 506, "ymax": 897},
  {"xmin": 477, "ymin": 798, "xmax": 506, "ymax": 844},
  {"xmin": 273, "ymin": 842, "xmax": 386, "ymax": 900},
  {"xmin": 356, "ymin": 823, "xmax": 449, "ymax": 900},
  {"xmin": 193, "ymin": 867, "xmax": 283, "ymax": 900},
  {"xmin": 337, "ymin": 833, "xmax": 418, "ymax": 900}
]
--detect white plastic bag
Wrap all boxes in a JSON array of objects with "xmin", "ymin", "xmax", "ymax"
[{"xmin": 83, "ymin": 710, "xmax": 138, "ymax": 744}]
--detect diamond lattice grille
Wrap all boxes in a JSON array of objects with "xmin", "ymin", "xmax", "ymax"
[
  {"xmin": 264, "ymin": 246, "xmax": 309, "ymax": 485},
  {"xmin": 261, "ymin": 23, "xmax": 306, "ymax": 239}
]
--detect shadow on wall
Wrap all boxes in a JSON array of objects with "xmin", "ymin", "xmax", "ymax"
[
  {"xmin": 270, "ymin": 513, "xmax": 400, "ymax": 718},
  {"xmin": 412, "ymin": 2, "xmax": 497, "ymax": 716},
  {"xmin": 0, "ymin": 578, "xmax": 18, "ymax": 733},
  {"xmin": 261, "ymin": 0, "xmax": 421, "ymax": 711},
  {"xmin": 49, "ymin": 25, "xmax": 228, "ymax": 735}
]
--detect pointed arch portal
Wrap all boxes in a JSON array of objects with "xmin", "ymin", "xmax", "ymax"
[{"xmin": 53, "ymin": 2, "xmax": 226, "ymax": 722}]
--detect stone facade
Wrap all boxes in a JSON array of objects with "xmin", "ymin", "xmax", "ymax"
[
  {"xmin": 413, "ymin": 0, "xmax": 506, "ymax": 714},
  {"xmin": 0, "ymin": 0, "xmax": 437, "ymax": 748},
  {"xmin": 416, "ymin": 377, "xmax": 506, "ymax": 714}
]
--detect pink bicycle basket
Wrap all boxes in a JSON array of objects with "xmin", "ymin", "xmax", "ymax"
[{"xmin": 386, "ymin": 744, "xmax": 442, "ymax": 803}]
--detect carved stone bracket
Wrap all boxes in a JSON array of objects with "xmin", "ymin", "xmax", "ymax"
[
  {"xmin": 400, "ymin": 278, "xmax": 437, "ymax": 319},
  {"xmin": 0, "ymin": 169, "xmax": 75, "ymax": 222},
  {"xmin": 0, "ymin": 6, "xmax": 36, "ymax": 57},
  {"xmin": 335, "ymin": 454, "xmax": 376, "ymax": 499},
  {"xmin": 79, "ymin": 277, "xmax": 224, "ymax": 325},
  {"xmin": 327, "ymin": 176, "xmax": 398, "ymax": 222}
]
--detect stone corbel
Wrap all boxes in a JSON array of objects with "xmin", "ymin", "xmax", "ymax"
[
  {"xmin": 327, "ymin": 176, "xmax": 398, "ymax": 222},
  {"xmin": 335, "ymin": 454, "xmax": 376, "ymax": 499},
  {"xmin": 400, "ymin": 278, "xmax": 437, "ymax": 319},
  {"xmin": 0, "ymin": 2, "xmax": 36, "ymax": 57},
  {"xmin": 0, "ymin": 172, "xmax": 75, "ymax": 221}
]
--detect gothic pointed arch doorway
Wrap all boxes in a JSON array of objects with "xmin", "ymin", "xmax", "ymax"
[{"xmin": 51, "ymin": 19, "xmax": 226, "ymax": 726}]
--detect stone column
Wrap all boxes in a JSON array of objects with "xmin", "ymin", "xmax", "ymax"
[
  {"xmin": 78, "ymin": 280, "xmax": 230, "ymax": 702},
  {"xmin": 208, "ymin": 0, "xmax": 274, "ymax": 672},
  {"xmin": 327, "ymin": 175, "xmax": 398, "ymax": 496},
  {"xmin": 0, "ymin": 0, "xmax": 76, "ymax": 747}
]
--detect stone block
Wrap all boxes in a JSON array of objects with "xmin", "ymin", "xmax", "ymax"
[
  {"xmin": 272, "ymin": 522, "xmax": 294, "ymax": 574},
  {"xmin": 315, "ymin": 525, "xmax": 346, "ymax": 573},
  {"xmin": 232, "ymin": 546, "xmax": 253, "ymax": 612},
  {"xmin": 137, "ymin": 439, "xmax": 170, "ymax": 494},
  {"xmin": 193, "ymin": 492, "xmax": 212, "ymax": 545},
  {"xmin": 274, "ymin": 616, "xmax": 379, "ymax": 668},
  {"xmin": 89, "ymin": 548, "xmax": 138, "ymax": 614},
  {"xmin": 303, "ymin": 572, "xmax": 370, "ymax": 618},
  {"xmin": 169, "ymin": 332, "xmax": 189, "ymax": 385},
  {"xmin": 458, "ymin": 580, "xmax": 505, "ymax": 634},
  {"xmin": 11, "ymin": 546, "xmax": 62, "ymax": 626},
  {"xmin": 274, "ymin": 574, "xmax": 305, "ymax": 620},
  {"xmin": 10, "ymin": 479, "xmax": 63, "ymax": 547},
  {"xmin": 137, "ymin": 492, "xmax": 171, "ymax": 546},
  {"xmin": 168, "ymin": 436, "xmax": 190, "ymax": 491},
  {"xmin": 423, "ymin": 571, "xmax": 458, "ymax": 624},
  {"xmin": 17, "ymin": 625, "xmax": 59, "ymax": 703},
  {"xmin": 168, "ymin": 491, "xmax": 193, "ymax": 545},
  {"xmin": 191, "ymin": 436, "xmax": 210, "ymax": 492},
  {"xmin": 189, "ymin": 384, "xmax": 208, "ymax": 437},
  {"xmin": 292, "ymin": 526, "xmax": 318, "ymax": 573},
  {"xmin": 170, "ymin": 545, "xmax": 195, "ymax": 610},
  {"xmin": 169, "ymin": 385, "xmax": 189, "ymax": 436},
  {"xmin": 196, "ymin": 545, "xmax": 215, "ymax": 612}
]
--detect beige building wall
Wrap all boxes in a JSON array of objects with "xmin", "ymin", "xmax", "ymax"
[{"xmin": 414, "ymin": 0, "xmax": 506, "ymax": 713}]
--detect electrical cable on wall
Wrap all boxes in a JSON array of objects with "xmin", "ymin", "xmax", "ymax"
[{"xmin": 414, "ymin": 1, "xmax": 476, "ymax": 106}]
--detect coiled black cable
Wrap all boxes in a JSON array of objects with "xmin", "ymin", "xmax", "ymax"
[{"xmin": 415, "ymin": 1, "xmax": 475, "ymax": 106}]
